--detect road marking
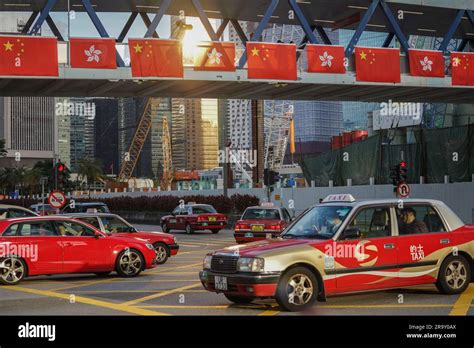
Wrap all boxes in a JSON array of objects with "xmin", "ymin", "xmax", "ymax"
[
  {"xmin": 4, "ymin": 285, "xmax": 170, "ymax": 316},
  {"xmin": 50, "ymin": 277, "xmax": 119, "ymax": 291},
  {"xmin": 178, "ymin": 244, "xmax": 202, "ymax": 248},
  {"xmin": 319, "ymin": 304, "xmax": 453, "ymax": 308},
  {"xmin": 122, "ymin": 283, "xmax": 202, "ymax": 306},
  {"xmin": 449, "ymin": 284, "xmax": 474, "ymax": 316},
  {"xmin": 138, "ymin": 305, "xmax": 230, "ymax": 309},
  {"xmin": 149, "ymin": 262, "xmax": 202, "ymax": 274},
  {"xmin": 258, "ymin": 309, "xmax": 280, "ymax": 316}
]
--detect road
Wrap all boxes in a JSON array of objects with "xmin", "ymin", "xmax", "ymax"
[{"xmin": 0, "ymin": 225, "xmax": 473, "ymax": 316}]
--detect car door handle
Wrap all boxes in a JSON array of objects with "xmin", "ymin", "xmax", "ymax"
[
  {"xmin": 440, "ymin": 238, "xmax": 450, "ymax": 244},
  {"xmin": 384, "ymin": 243, "xmax": 395, "ymax": 249}
]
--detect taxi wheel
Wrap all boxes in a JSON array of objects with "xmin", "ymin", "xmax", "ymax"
[
  {"xmin": 185, "ymin": 224, "xmax": 194, "ymax": 234},
  {"xmin": 275, "ymin": 267, "xmax": 317, "ymax": 312},
  {"xmin": 212, "ymin": 229, "xmax": 220, "ymax": 234},
  {"xmin": 153, "ymin": 242, "xmax": 170, "ymax": 265},
  {"xmin": 0, "ymin": 257, "xmax": 26, "ymax": 285},
  {"xmin": 224, "ymin": 293, "xmax": 255, "ymax": 304},
  {"xmin": 161, "ymin": 223, "xmax": 170, "ymax": 233},
  {"xmin": 115, "ymin": 249, "xmax": 144, "ymax": 278},
  {"xmin": 436, "ymin": 255, "xmax": 471, "ymax": 295}
]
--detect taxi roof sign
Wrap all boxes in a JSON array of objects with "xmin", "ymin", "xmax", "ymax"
[
  {"xmin": 322, "ymin": 194, "xmax": 356, "ymax": 203},
  {"xmin": 261, "ymin": 202, "xmax": 275, "ymax": 207}
]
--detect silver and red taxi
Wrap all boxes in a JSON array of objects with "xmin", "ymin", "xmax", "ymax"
[
  {"xmin": 161, "ymin": 203, "xmax": 227, "ymax": 234},
  {"xmin": 65, "ymin": 213, "xmax": 179, "ymax": 264},
  {"xmin": 0, "ymin": 216, "xmax": 158, "ymax": 285},
  {"xmin": 234, "ymin": 203, "xmax": 292, "ymax": 243},
  {"xmin": 200, "ymin": 195, "xmax": 474, "ymax": 311}
]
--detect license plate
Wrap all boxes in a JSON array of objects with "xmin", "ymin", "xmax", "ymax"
[
  {"xmin": 244, "ymin": 233, "xmax": 254, "ymax": 238},
  {"xmin": 169, "ymin": 219, "xmax": 176, "ymax": 223},
  {"xmin": 209, "ymin": 217, "xmax": 217, "ymax": 222},
  {"xmin": 215, "ymin": 276, "xmax": 227, "ymax": 291},
  {"xmin": 251, "ymin": 225, "xmax": 264, "ymax": 232}
]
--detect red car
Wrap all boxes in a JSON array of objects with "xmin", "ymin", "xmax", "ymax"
[
  {"xmin": 234, "ymin": 205, "xmax": 292, "ymax": 243},
  {"xmin": 161, "ymin": 204, "xmax": 227, "ymax": 234},
  {"xmin": 201, "ymin": 196, "xmax": 474, "ymax": 311},
  {"xmin": 67, "ymin": 213, "xmax": 179, "ymax": 264},
  {"xmin": 0, "ymin": 216, "xmax": 158, "ymax": 285}
]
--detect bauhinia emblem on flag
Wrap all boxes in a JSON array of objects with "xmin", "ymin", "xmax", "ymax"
[
  {"xmin": 247, "ymin": 42, "xmax": 297, "ymax": 80},
  {"xmin": 451, "ymin": 52, "xmax": 474, "ymax": 86},
  {"xmin": 70, "ymin": 38, "xmax": 116, "ymax": 69},
  {"xmin": 355, "ymin": 47, "xmax": 400, "ymax": 83},
  {"xmin": 194, "ymin": 42, "xmax": 235, "ymax": 71},
  {"xmin": 129, "ymin": 38, "xmax": 183, "ymax": 78},
  {"xmin": 0, "ymin": 36, "xmax": 58, "ymax": 76},
  {"xmin": 307, "ymin": 45, "xmax": 345, "ymax": 74},
  {"xmin": 408, "ymin": 49, "xmax": 444, "ymax": 78}
]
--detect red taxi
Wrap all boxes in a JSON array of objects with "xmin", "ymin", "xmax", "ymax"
[
  {"xmin": 66, "ymin": 213, "xmax": 179, "ymax": 264},
  {"xmin": 200, "ymin": 195, "xmax": 474, "ymax": 311},
  {"xmin": 0, "ymin": 216, "xmax": 158, "ymax": 285},
  {"xmin": 234, "ymin": 204, "xmax": 292, "ymax": 243},
  {"xmin": 161, "ymin": 203, "xmax": 227, "ymax": 234}
]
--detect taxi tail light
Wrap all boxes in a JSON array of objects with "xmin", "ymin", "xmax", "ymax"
[
  {"xmin": 198, "ymin": 216, "xmax": 207, "ymax": 222},
  {"xmin": 235, "ymin": 223, "xmax": 249, "ymax": 231},
  {"xmin": 268, "ymin": 222, "xmax": 284, "ymax": 232}
]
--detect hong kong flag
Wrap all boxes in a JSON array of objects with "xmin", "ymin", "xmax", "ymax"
[
  {"xmin": 247, "ymin": 42, "xmax": 297, "ymax": 80},
  {"xmin": 355, "ymin": 47, "xmax": 400, "ymax": 83},
  {"xmin": 70, "ymin": 38, "xmax": 116, "ymax": 69},
  {"xmin": 194, "ymin": 41, "xmax": 235, "ymax": 71},
  {"xmin": 306, "ymin": 44, "xmax": 346, "ymax": 74},
  {"xmin": 0, "ymin": 36, "xmax": 58, "ymax": 76},
  {"xmin": 129, "ymin": 38, "xmax": 183, "ymax": 78},
  {"xmin": 409, "ymin": 49, "xmax": 444, "ymax": 77},
  {"xmin": 451, "ymin": 52, "xmax": 474, "ymax": 86}
]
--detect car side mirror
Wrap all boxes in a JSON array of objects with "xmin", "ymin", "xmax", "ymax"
[
  {"xmin": 341, "ymin": 227, "xmax": 361, "ymax": 240},
  {"xmin": 94, "ymin": 231, "xmax": 103, "ymax": 239}
]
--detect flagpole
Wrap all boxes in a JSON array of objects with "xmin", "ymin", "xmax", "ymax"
[{"xmin": 67, "ymin": 0, "xmax": 71, "ymax": 67}]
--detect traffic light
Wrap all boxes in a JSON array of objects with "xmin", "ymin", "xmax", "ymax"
[
  {"xmin": 264, "ymin": 169, "xmax": 279, "ymax": 187},
  {"xmin": 54, "ymin": 161, "xmax": 68, "ymax": 190},
  {"xmin": 390, "ymin": 161, "xmax": 408, "ymax": 191}
]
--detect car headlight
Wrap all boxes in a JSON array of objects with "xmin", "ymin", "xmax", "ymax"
[
  {"xmin": 237, "ymin": 257, "xmax": 265, "ymax": 272},
  {"xmin": 203, "ymin": 254, "xmax": 212, "ymax": 270},
  {"xmin": 173, "ymin": 236, "xmax": 177, "ymax": 244},
  {"xmin": 146, "ymin": 243, "xmax": 155, "ymax": 250}
]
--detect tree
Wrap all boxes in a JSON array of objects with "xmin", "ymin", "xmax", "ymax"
[
  {"xmin": 0, "ymin": 139, "xmax": 6, "ymax": 158},
  {"xmin": 78, "ymin": 158, "xmax": 104, "ymax": 196}
]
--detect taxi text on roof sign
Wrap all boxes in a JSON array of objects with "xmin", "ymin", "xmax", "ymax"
[
  {"xmin": 322, "ymin": 194, "xmax": 356, "ymax": 203},
  {"xmin": 261, "ymin": 202, "xmax": 275, "ymax": 207}
]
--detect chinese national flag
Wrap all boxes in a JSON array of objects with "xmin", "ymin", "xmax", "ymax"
[
  {"xmin": 306, "ymin": 44, "xmax": 346, "ymax": 74},
  {"xmin": 247, "ymin": 42, "xmax": 297, "ymax": 80},
  {"xmin": 451, "ymin": 52, "xmax": 474, "ymax": 86},
  {"xmin": 408, "ymin": 49, "xmax": 444, "ymax": 78},
  {"xmin": 194, "ymin": 42, "xmax": 235, "ymax": 71},
  {"xmin": 129, "ymin": 39, "xmax": 183, "ymax": 78},
  {"xmin": 0, "ymin": 36, "xmax": 58, "ymax": 76},
  {"xmin": 70, "ymin": 38, "xmax": 116, "ymax": 69},
  {"xmin": 355, "ymin": 47, "xmax": 400, "ymax": 83}
]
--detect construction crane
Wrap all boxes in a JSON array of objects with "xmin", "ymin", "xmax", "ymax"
[
  {"xmin": 117, "ymin": 18, "xmax": 189, "ymax": 182},
  {"xmin": 261, "ymin": 24, "xmax": 302, "ymax": 172},
  {"xmin": 160, "ymin": 117, "xmax": 173, "ymax": 190}
]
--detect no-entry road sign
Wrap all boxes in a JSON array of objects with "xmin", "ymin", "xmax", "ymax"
[{"xmin": 48, "ymin": 191, "xmax": 67, "ymax": 209}]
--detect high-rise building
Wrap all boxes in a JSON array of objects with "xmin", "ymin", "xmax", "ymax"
[
  {"xmin": 93, "ymin": 98, "xmax": 119, "ymax": 175},
  {"xmin": 0, "ymin": 97, "xmax": 57, "ymax": 167}
]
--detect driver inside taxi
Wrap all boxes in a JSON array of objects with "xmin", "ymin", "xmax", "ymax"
[{"xmin": 327, "ymin": 211, "xmax": 343, "ymax": 234}]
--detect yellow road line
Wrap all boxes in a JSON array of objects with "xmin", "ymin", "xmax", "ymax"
[
  {"xmin": 4, "ymin": 285, "xmax": 170, "ymax": 316},
  {"xmin": 319, "ymin": 304, "xmax": 453, "ymax": 309},
  {"xmin": 50, "ymin": 277, "xmax": 119, "ymax": 291},
  {"xmin": 122, "ymin": 283, "xmax": 202, "ymax": 306},
  {"xmin": 258, "ymin": 309, "xmax": 280, "ymax": 316},
  {"xmin": 149, "ymin": 262, "xmax": 202, "ymax": 274},
  {"xmin": 138, "ymin": 305, "xmax": 229, "ymax": 309},
  {"xmin": 450, "ymin": 284, "xmax": 474, "ymax": 316}
]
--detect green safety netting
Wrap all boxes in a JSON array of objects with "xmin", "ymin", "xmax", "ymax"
[{"xmin": 301, "ymin": 124, "xmax": 473, "ymax": 186}]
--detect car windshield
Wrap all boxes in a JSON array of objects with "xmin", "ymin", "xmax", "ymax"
[
  {"xmin": 100, "ymin": 217, "xmax": 135, "ymax": 233},
  {"xmin": 191, "ymin": 205, "xmax": 217, "ymax": 214},
  {"xmin": 242, "ymin": 208, "xmax": 280, "ymax": 220},
  {"xmin": 281, "ymin": 205, "xmax": 352, "ymax": 239}
]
